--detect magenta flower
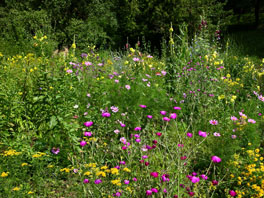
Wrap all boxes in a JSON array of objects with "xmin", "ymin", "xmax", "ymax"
[
  {"xmin": 200, "ymin": 174, "xmax": 208, "ymax": 180},
  {"xmin": 188, "ymin": 192, "xmax": 195, "ymax": 196},
  {"xmin": 134, "ymin": 134, "xmax": 140, "ymax": 138},
  {"xmin": 135, "ymin": 138, "xmax": 141, "ymax": 142},
  {"xmin": 160, "ymin": 111, "xmax": 167, "ymax": 115},
  {"xmin": 213, "ymin": 132, "xmax": 221, "ymax": 137},
  {"xmin": 84, "ymin": 131, "xmax": 92, "ymax": 136},
  {"xmin": 174, "ymin": 107, "xmax": 181, "ymax": 110},
  {"xmin": 120, "ymin": 122, "xmax": 126, "ymax": 127},
  {"xmin": 133, "ymin": 177, "xmax": 137, "ymax": 181},
  {"xmin": 66, "ymin": 69, "xmax": 73, "ymax": 74},
  {"xmin": 84, "ymin": 121, "xmax": 93, "ymax": 127},
  {"xmin": 151, "ymin": 188, "xmax": 158, "ymax": 193},
  {"xmin": 94, "ymin": 179, "xmax": 102, "ymax": 184},
  {"xmin": 102, "ymin": 112, "xmax": 111, "ymax": 117},
  {"xmin": 153, "ymin": 140, "xmax": 157, "ymax": 144},
  {"xmin": 198, "ymin": 131, "xmax": 207, "ymax": 137},
  {"xmin": 150, "ymin": 172, "xmax": 159, "ymax": 178},
  {"xmin": 163, "ymin": 117, "xmax": 170, "ymax": 121},
  {"xmin": 170, "ymin": 113, "xmax": 177, "ymax": 119},
  {"xmin": 187, "ymin": 132, "xmax": 193, "ymax": 138},
  {"xmin": 161, "ymin": 174, "xmax": 170, "ymax": 182},
  {"xmin": 211, "ymin": 156, "xmax": 221, "ymax": 163},
  {"xmin": 163, "ymin": 188, "xmax": 167, "ymax": 193},
  {"xmin": 209, "ymin": 120, "xmax": 218, "ymax": 125},
  {"xmin": 142, "ymin": 155, "xmax": 148, "ymax": 159},
  {"xmin": 146, "ymin": 190, "xmax": 152, "ymax": 196},
  {"xmin": 124, "ymin": 180, "xmax": 130, "ymax": 184},
  {"xmin": 119, "ymin": 161, "xmax": 126, "ymax": 165},
  {"xmin": 191, "ymin": 176, "xmax": 200, "ymax": 183},
  {"xmin": 139, "ymin": 104, "xmax": 147, "ymax": 108},
  {"xmin": 229, "ymin": 190, "xmax": 237, "ymax": 197},
  {"xmin": 133, "ymin": 57, "xmax": 140, "ymax": 62},
  {"xmin": 212, "ymin": 180, "xmax": 218, "ymax": 186},
  {"xmin": 125, "ymin": 85, "xmax": 131, "ymax": 90},
  {"xmin": 156, "ymin": 132, "xmax": 162, "ymax": 136},
  {"xmin": 147, "ymin": 115, "xmax": 153, "ymax": 119},
  {"xmin": 120, "ymin": 137, "xmax": 127, "ymax": 144},
  {"xmin": 134, "ymin": 127, "xmax": 141, "ymax": 131},
  {"xmin": 80, "ymin": 140, "xmax": 87, "ymax": 147},
  {"xmin": 83, "ymin": 179, "xmax": 90, "ymax": 184}
]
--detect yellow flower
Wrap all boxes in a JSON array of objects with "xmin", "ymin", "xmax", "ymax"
[
  {"xmin": 28, "ymin": 191, "xmax": 34, "ymax": 194},
  {"xmin": 124, "ymin": 61, "xmax": 129, "ymax": 65},
  {"xmin": 12, "ymin": 187, "xmax": 20, "ymax": 191},
  {"xmin": 111, "ymin": 179, "xmax": 121, "ymax": 186},
  {"xmin": 21, "ymin": 163, "xmax": 28, "ymax": 167},
  {"xmin": 130, "ymin": 48, "xmax": 135, "ymax": 53},
  {"xmin": 1, "ymin": 172, "xmax": 9, "ymax": 177},
  {"xmin": 96, "ymin": 171, "xmax": 106, "ymax": 177},
  {"xmin": 111, "ymin": 168, "xmax": 119, "ymax": 175},
  {"xmin": 84, "ymin": 171, "xmax": 91, "ymax": 176},
  {"xmin": 123, "ymin": 167, "xmax": 131, "ymax": 173},
  {"xmin": 226, "ymin": 74, "xmax": 231, "ymax": 78},
  {"xmin": 47, "ymin": 164, "xmax": 54, "ymax": 168},
  {"xmin": 101, "ymin": 166, "xmax": 108, "ymax": 170},
  {"xmin": 71, "ymin": 43, "xmax": 76, "ymax": 49}
]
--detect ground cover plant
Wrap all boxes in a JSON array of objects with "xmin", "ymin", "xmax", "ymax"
[{"xmin": 0, "ymin": 25, "xmax": 264, "ymax": 198}]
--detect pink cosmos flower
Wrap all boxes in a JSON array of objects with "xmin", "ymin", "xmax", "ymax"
[
  {"xmin": 83, "ymin": 179, "xmax": 89, "ymax": 183},
  {"xmin": 211, "ymin": 156, "xmax": 221, "ymax": 163},
  {"xmin": 198, "ymin": 131, "xmax": 207, "ymax": 137},
  {"xmin": 84, "ymin": 121, "xmax": 93, "ymax": 127},
  {"xmin": 209, "ymin": 120, "xmax": 218, "ymax": 125},
  {"xmin": 125, "ymin": 85, "xmax": 131, "ymax": 90},
  {"xmin": 231, "ymin": 116, "xmax": 238, "ymax": 121},
  {"xmin": 66, "ymin": 69, "xmax": 73, "ymax": 74},
  {"xmin": 229, "ymin": 190, "xmax": 237, "ymax": 196},
  {"xmin": 114, "ymin": 129, "xmax": 120, "ymax": 134},
  {"xmin": 231, "ymin": 135, "xmax": 237, "ymax": 139},
  {"xmin": 80, "ymin": 141, "xmax": 87, "ymax": 147},
  {"xmin": 213, "ymin": 132, "xmax": 221, "ymax": 137},
  {"xmin": 133, "ymin": 57, "xmax": 140, "ymax": 62},
  {"xmin": 248, "ymin": 119, "xmax": 256, "ymax": 124},
  {"xmin": 120, "ymin": 137, "xmax": 127, "ymax": 144}
]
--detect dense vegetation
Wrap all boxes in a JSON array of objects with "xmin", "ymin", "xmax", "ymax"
[{"xmin": 0, "ymin": 0, "xmax": 264, "ymax": 198}]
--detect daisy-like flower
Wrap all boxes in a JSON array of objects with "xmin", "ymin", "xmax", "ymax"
[
  {"xmin": 248, "ymin": 119, "xmax": 256, "ymax": 124},
  {"xmin": 213, "ymin": 132, "xmax": 221, "ymax": 137},
  {"xmin": 125, "ymin": 85, "xmax": 131, "ymax": 90},
  {"xmin": 120, "ymin": 137, "xmax": 127, "ymax": 144},
  {"xmin": 230, "ymin": 116, "xmax": 238, "ymax": 121},
  {"xmin": 111, "ymin": 106, "xmax": 119, "ymax": 113},
  {"xmin": 133, "ymin": 57, "xmax": 140, "ymax": 62},
  {"xmin": 209, "ymin": 120, "xmax": 218, "ymax": 125}
]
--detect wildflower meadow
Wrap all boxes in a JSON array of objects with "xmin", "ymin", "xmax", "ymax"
[{"xmin": 1, "ymin": 21, "xmax": 264, "ymax": 198}]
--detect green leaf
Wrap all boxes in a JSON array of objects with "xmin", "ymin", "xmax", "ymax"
[{"xmin": 49, "ymin": 116, "xmax": 57, "ymax": 129}]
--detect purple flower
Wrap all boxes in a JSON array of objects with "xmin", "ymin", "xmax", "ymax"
[
  {"xmin": 151, "ymin": 188, "xmax": 158, "ymax": 193},
  {"xmin": 102, "ymin": 112, "xmax": 111, "ymax": 117},
  {"xmin": 134, "ymin": 134, "xmax": 140, "ymax": 138},
  {"xmin": 111, "ymin": 106, "xmax": 119, "ymax": 113},
  {"xmin": 66, "ymin": 69, "xmax": 73, "ymax": 74},
  {"xmin": 119, "ymin": 161, "xmax": 126, "ymax": 165},
  {"xmin": 120, "ymin": 122, "xmax": 126, "ymax": 127},
  {"xmin": 200, "ymin": 174, "xmax": 208, "ymax": 180},
  {"xmin": 142, "ymin": 155, "xmax": 148, "ymax": 159},
  {"xmin": 229, "ymin": 190, "xmax": 237, "ymax": 197},
  {"xmin": 146, "ymin": 190, "xmax": 152, "ymax": 196},
  {"xmin": 248, "ymin": 119, "xmax": 256, "ymax": 124},
  {"xmin": 173, "ymin": 107, "xmax": 181, "ymax": 110},
  {"xmin": 80, "ymin": 141, "xmax": 87, "ymax": 147},
  {"xmin": 124, "ymin": 180, "xmax": 130, "ymax": 184},
  {"xmin": 133, "ymin": 177, "xmax": 137, "ymax": 181},
  {"xmin": 94, "ymin": 179, "xmax": 102, "ymax": 184},
  {"xmin": 83, "ymin": 179, "xmax": 90, "ymax": 184},
  {"xmin": 139, "ymin": 104, "xmax": 147, "ymax": 108},
  {"xmin": 170, "ymin": 113, "xmax": 177, "ymax": 119},
  {"xmin": 51, "ymin": 147, "xmax": 60, "ymax": 155},
  {"xmin": 125, "ymin": 85, "xmax": 131, "ymax": 90},
  {"xmin": 211, "ymin": 156, "xmax": 221, "ymax": 163},
  {"xmin": 213, "ymin": 132, "xmax": 221, "ymax": 137},
  {"xmin": 134, "ymin": 127, "xmax": 141, "ymax": 131},
  {"xmin": 147, "ymin": 115, "xmax": 153, "ymax": 119},
  {"xmin": 198, "ymin": 131, "xmax": 207, "ymax": 137},
  {"xmin": 163, "ymin": 117, "xmax": 170, "ymax": 121},
  {"xmin": 133, "ymin": 57, "xmax": 140, "ymax": 62},
  {"xmin": 191, "ymin": 176, "xmax": 200, "ymax": 183},
  {"xmin": 187, "ymin": 133, "xmax": 193, "ymax": 138},
  {"xmin": 114, "ymin": 129, "xmax": 120, "ymax": 134},
  {"xmin": 84, "ymin": 121, "xmax": 93, "ymax": 127},
  {"xmin": 135, "ymin": 138, "xmax": 141, "ymax": 142},
  {"xmin": 231, "ymin": 135, "xmax": 237, "ymax": 139},
  {"xmin": 160, "ymin": 111, "xmax": 167, "ymax": 115},
  {"xmin": 212, "ymin": 180, "xmax": 218, "ymax": 186},
  {"xmin": 84, "ymin": 131, "xmax": 92, "ymax": 137},
  {"xmin": 84, "ymin": 61, "xmax": 92, "ymax": 66}
]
